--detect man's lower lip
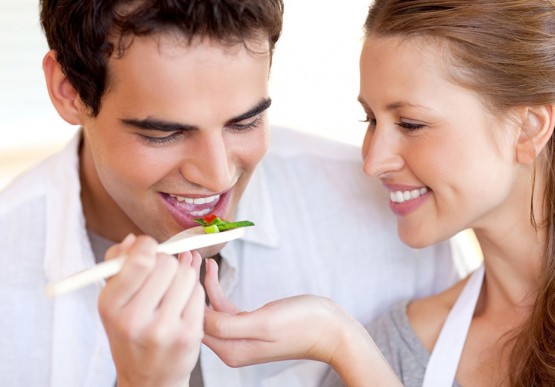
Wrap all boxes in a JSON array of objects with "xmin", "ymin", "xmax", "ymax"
[{"xmin": 389, "ymin": 192, "xmax": 429, "ymax": 216}]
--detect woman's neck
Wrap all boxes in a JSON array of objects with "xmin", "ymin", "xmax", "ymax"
[{"xmin": 475, "ymin": 224, "xmax": 544, "ymax": 310}]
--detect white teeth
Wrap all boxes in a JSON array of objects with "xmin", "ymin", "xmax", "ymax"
[
  {"xmin": 190, "ymin": 208, "xmax": 212, "ymax": 216},
  {"xmin": 390, "ymin": 187, "xmax": 428, "ymax": 203},
  {"xmin": 169, "ymin": 194, "xmax": 220, "ymax": 205}
]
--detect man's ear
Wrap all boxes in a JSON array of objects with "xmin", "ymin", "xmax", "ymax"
[
  {"xmin": 515, "ymin": 104, "xmax": 555, "ymax": 165},
  {"xmin": 42, "ymin": 50, "xmax": 83, "ymax": 125}
]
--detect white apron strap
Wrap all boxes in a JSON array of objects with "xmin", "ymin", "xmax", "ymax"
[{"xmin": 422, "ymin": 264, "xmax": 485, "ymax": 387}]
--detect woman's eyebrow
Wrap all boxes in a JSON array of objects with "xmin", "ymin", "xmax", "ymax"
[{"xmin": 357, "ymin": 96, "xmax": 433, "ymax": 111}]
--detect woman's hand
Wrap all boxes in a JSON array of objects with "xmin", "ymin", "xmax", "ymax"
[
  {"xmin": 98, "ymin": 234, "xmax": 205, "ymax": 387},
  {"xmin": 203, "ymin": 259, "xmax": 402, "ymax": 386}
]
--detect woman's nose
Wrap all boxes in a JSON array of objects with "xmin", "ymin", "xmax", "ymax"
[{"xmin": 361, "ymin": 127, "xmax": 404, "ymax": 178}]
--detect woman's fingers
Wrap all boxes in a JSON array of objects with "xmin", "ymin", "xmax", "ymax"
[
  {"xmin": 204, "ymin": 306, "xmax": 276, "ymax": 340},
  {"xmin": 202, "ymin": 332, "xmax": 270, "ymax": 367},
  {"xmin": 205, "ymin": 258, "xmax": 240, "ymax": 314}
]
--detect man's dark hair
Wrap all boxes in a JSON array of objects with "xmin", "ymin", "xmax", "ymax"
[{"xmin": 40, "ymin": 0, "xmax": 284, "ymax": 116}]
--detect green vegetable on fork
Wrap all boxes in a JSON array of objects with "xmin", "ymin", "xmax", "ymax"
[{"xmin": 194, "ymin": 213, "xmax": 254, "ymax": 234}]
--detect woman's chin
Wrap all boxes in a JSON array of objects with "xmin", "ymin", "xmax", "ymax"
[{"xmin": 398, "ymin": 229, "xmax": 433, "ymax": 250}]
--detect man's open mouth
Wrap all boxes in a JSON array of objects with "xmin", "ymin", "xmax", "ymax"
[
  {"xmin": 166, "ymin": 193, "xmax": 220, "ymax": 216},
  {"xmin": 160, "ymin": 191, "xmax": 230, "ymax": 229}
]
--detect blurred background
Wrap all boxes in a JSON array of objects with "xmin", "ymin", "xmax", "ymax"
[{"xmin": 0, "ymin": 0, "xmax": 371, "ymax": 189}]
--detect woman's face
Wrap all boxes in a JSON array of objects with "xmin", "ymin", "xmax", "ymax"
[{"xmin": 359, "ymin": 35, "xmax": 522, "ymax": 248}]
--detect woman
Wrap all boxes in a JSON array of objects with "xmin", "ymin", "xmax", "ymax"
[{"xmin": 202, "ymin": 0, "xmax": 555, "ymax": 386}]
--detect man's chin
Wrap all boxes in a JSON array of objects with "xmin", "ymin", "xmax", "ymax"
[{"xmin": 194, "ymin": 242, "xmax": 227, "ymax": 259}]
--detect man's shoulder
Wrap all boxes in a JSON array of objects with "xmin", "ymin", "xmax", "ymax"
[
  {"xmin": 0, "ymin": 147, "xmax": 67, "ymax": 216},
  {"xmin": 0, "ymin": 135, "xmax": 80, "ymax": 215},
  {"xmin": 0, "ymin": 162, "xmax": 49, "ymax": 214}
]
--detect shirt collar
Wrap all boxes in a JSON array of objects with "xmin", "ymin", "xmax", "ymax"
[
  {"xmin": 208, "ymin": 161, "xmax": 280, "ymax": 295},
  {"xmin": 44, "ymin": 129, "xmax": 95, "ymax": 281},
  {"xmin": 233, "ymin": 162, "xmax": 280, "ymax": 249},
  {"xmin": 42, "ymin": 130, "xmax": 116, "ymax": 386}
]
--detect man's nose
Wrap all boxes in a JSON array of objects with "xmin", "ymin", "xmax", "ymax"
[
  {"xmin": 179, "ymin": 131, "xmax": 235, "ymax": 192},
  {"xmin": 362, "ymin": 127, "xmax": 404, "ymax": 178}
]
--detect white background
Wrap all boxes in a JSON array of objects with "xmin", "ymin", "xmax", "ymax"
[{"xmin": 0, "ymin": 0, "xmax": 371, "ymax": 188}]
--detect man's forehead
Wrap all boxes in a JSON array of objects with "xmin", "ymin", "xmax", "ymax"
[
  {"xmin": 100, "ymin": 31, "xmax": 270, "ymax": 126},
  {"xmin": 104, "ymin": 33, "xmax": 271, "ymax": 93},
  {"xmin": 111, "ymin": 31, "xmax": 271, "ymax": 61}
]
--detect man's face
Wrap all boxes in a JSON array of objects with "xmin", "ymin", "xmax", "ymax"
[{"xmin": 78, "ymin": 35, "xmax": 270, "ymax": 256}]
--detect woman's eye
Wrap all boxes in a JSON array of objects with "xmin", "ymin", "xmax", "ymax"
[
  {"xmin": 395, "ymin": 121, "xmax": 425, "ymax": 131},
  {"xmin": 360, "ymin": 117, "xmax": 377, "ymax": 127}
]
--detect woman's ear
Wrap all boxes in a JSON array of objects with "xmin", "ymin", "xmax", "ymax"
[
  {"xmin": 42, "ymin": 50, "xmax": 83, "ymax": 125},
  {"xmin": 515, "ymin": 104, "xmax": 555, "ymax": 165}
]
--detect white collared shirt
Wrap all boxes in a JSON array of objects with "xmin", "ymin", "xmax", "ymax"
[
  {"xmin": 0, "ymin": 127, "xmax": 460, "ymax": 387},
  {"xmin": 0, "ymin": 132, "xmax": 116, "ymax": 387}
]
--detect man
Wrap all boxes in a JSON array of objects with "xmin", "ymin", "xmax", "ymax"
[
  {"xmin": 0, "ymin": 0, "xmax": 460, "ymax": 386},
  {"xmin": 1, "ymin": 1, "xmax": 282, "ymax": 386}
]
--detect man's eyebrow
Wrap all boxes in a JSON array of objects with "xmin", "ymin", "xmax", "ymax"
[
  {"xmin": 120, "ymin": 117, "xmax": 197, "ymax": 132},
  {"xmin": 119, "ymin": 97, "xmax": 272, "ymax": 132},
  {"xmin": 228, "ymin": 97, "xmax": 272, "ymax": 123}
]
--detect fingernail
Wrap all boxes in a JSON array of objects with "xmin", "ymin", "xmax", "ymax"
[{"xmin": 121, "ymin": 233, "xmax": 136, "ymax": 247}]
